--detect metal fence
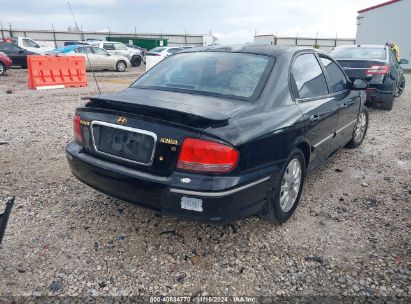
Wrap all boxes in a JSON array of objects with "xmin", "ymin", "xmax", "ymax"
[
  {"xmin": 254, "ymin": 35, "xmax": 356, "ymax": 51},
  {"xmin": 0, "ymin": 27, "xmax": 208, "ymax": 48}
]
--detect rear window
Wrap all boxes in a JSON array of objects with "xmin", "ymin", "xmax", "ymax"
[
  {"xmin": 132, "ymin": 52, "xmax": 273, "ymax": 100},
  {"xmin": 330, "ymin": 47, "xmax": 386, "ymax": 60}
]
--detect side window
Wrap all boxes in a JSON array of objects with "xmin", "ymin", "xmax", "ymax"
[
  {"xmin": 76, "ymin": 47, "xmax": 85, "ymax": 54},
  {"xmin": 292, "ymin": 53, "xmax": 329, "ymax": 99},
  {"xmin": 103, "ymin": 43, "xmax": 115, "ymax": 50},
  {"xmin": 320, "ymin": 57, "xmax": 347, "ymax": 92},
  {"xmin": 114, "ymin": 43, "xmax": 127, "ymax": 50}
]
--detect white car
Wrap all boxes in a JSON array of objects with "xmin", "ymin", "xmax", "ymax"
[
  {"xmin": 143, "ymin": 47, "xmax": 184, "ymax": 64},
  {"xmin": 48, "ymin": 45, "xmax": 131, "ymax": 72},
  {"xmin": 11, "ymin": 37, "xmax": 54, "ymax": 54},
  {"xmin": 90, "ymin": 41, "xmax": 143, "ymax": 67}
]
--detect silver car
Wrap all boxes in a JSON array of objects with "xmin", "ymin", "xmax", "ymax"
[
  {"xmin": 92, "ymin": 41, "xmax": 143, "ymax": 67},
  {"xmin": 56, "ymin": 45, "xmax": 131, "ymax": 72}
]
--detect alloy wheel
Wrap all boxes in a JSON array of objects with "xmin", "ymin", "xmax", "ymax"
[
  {"xmin": 0, "ymin": 64, "xmax": 4, "ymax": 76},
  {"xmin": 279, "ymin": 158, "xmax": 302, "ymax": 212},
  {"xmin": 354, "ymin": 112, "xmax": 367, "ymax": 142}
]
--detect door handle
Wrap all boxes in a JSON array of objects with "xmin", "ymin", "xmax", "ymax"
[{"xmin": 309, "ymin": 114, "xmax": 320, "ymax": 122}]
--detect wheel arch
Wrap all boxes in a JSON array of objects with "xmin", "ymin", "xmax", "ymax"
[{"xmin": 294, "ymin": 138, "xmax": 310, "ymax": 168}]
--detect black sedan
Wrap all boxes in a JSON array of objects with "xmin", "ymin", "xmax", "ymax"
[
  {"xmin": 330, "ymin": 45, "xmax": 408, "ymax": 110},
  {"xmin": 66, "ymin": 45, "xmax": 368, "ymax": 224},
  {"xmin": 0, "ymin": 42, "xmax": 38, "ymax": 68}
]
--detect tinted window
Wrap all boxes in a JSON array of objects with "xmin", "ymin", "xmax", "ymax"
[
  {"xmin": 320, "ymin": 57, "xmax": 347, "ymax": 92},
  {"xmin": 293, "ymin": 54, "xmax": 328, "ymax": 99},
  {"xmin": 330, "ymin": 47, "xmax": 386, "ymax": 60},
  {"xmin": 133, "ymin": 52, "xmax": 273, "ymax": 100},
  {"xmin": 103, "ymin": 43, "xmax": 115, "ymax": 50},
  {"xmin": 23, "ymin": 39, "xmax": 40, "ymax": 48},
  {"xmin": 0, "ymin": 43, "xmax": 19, "ymax": 52}
]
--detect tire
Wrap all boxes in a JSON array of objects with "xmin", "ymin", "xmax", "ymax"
[
  {"xmin": 265, "ymin": 148, "xmax": 306, "ymax": 224},
  {"xmin": 346, "ymin": 108, "xmax": 369, "ymax": 149},
  {"xmin": 381, "ymin": 95, "xmax": 394, "ymax": 110},
  {"xmin": 131, "ymin": 56, "xmax": 142, "ymax": 67},
  {"xmin": 0, "ymin": 62, "xmax": 5, "ymax": 76},
  {"xmin": 116, "ymin": 60, "xmax": 126, "ymax": 72},
  {"xmin": 395, "ymin": 76, "xmax": 405, "ymax": 97}
]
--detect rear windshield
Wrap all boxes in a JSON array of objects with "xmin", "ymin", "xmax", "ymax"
[
  {"xmin": 132, "ymin": 52, "xmax": 273, "ymax": 100},
  {"xmin": 330, "ymin": 47, "xmax": 386, "ymax": 60}
]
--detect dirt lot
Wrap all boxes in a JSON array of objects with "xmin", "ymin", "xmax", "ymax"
[{"xmin": 0, "ymin": 67, "xmax": 410, "ymax": 300}]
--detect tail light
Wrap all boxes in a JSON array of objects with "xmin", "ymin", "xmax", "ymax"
[
  {"xmin": 365, "ymin": 64, "xmax": 390, "ymax": 76},
  {"xmin": 177, "ymin": 138, "xmax": 239, "ymax": 173},
  {"xmin": 73, "ymin": 114, "xmax": 83, "ymax": 143}
]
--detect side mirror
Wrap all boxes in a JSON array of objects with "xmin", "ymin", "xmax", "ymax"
[
  {"xmin": 19, "ymin": 49, "xmax": 25, "ymax": 54},
  {"xmin": 351, "ymin": 79, "xmax": 368, "ymax": 90},
  {"xmin": 399, "ymin": 58, "xmax": 409, "ymax": 65}
]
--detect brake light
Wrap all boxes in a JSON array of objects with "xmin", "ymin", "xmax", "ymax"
[
  {"xmin": 365, "ymin": 64, "xmax": 390, "ymax": 76},
  {"xmin": 177, "ymin": 138, "xmax": 239, "ymax": 173},
  {"xmin": 73, "ymin": 114, "xmax": 83, "ymax": 143}
]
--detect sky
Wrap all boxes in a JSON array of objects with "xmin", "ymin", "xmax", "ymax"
[{"xmin": 1, "ymin": 0, "xmax": 386, "ymax": 43}]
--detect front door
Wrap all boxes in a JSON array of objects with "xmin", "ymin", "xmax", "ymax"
[
  {"xmin": 319, "ymin": 55, "xmax": 361, "ymax": 150},
  {"xmin": 291, "ymin": 52, "xmax": 339, "ymax": 169}
]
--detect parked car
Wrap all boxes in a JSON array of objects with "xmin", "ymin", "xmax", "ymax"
[
  {"xmin": 126, "ymin": 44, "xmax": 147, "ymax": 54},
  {"xmin": 0, "ymin": 52, "xmax": 12, "ymax": 75},
  {"xmin": 90, "ymin": 41, "xmax": 143, "ymax": 67},
  {"xmin": 10, "ymin": 37, "xmax": 54, "ymax": 54},
  {"xmin": 330, "ymin": 45, "xmax": 408, "ymax": 110},
  {"xmin": 0, "ymin": 42, "xmax": 38, "ymax": 68},
  {"xmin": 48, "ymin": 45, "xmax": 131, "ymax": 72},
  {"xmin": 143, "ymin": 47, "xmax": 184, "ymax": 64},
  {"xmin": 66, "ymin": 45, "xmax": 369, "ymax": 224}
]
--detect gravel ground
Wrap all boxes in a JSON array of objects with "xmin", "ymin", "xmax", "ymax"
[{"xmin": 0, "ymin": 67, "xmax": 410, "ymax": 300}]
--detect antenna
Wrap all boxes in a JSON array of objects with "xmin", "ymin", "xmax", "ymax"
[{"xmin": 67, "ymin": 1, "xmax": 101, "ymax": 94}]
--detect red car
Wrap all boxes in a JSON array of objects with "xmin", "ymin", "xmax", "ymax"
[{"xmin": 0, "ymin": 52, "xmax": 12, "ymax": 76}]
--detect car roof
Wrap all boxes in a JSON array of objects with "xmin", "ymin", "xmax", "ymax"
[{"xmin": 179, "ymin": 44, "xmax": 312, "ymax": 57}]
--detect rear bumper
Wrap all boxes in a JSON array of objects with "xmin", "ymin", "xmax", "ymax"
[
  {"xmin": 366, "ymin": 88, "xmax": 393, "ymax": 103},
  {"xmin": 65, "ymin": 141, "xmax": 278, "ymax": 224}
]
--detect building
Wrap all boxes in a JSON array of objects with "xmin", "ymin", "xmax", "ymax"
[
  {"xmin": 254, "ymin": 35, "xmax": 355, "ymax": 52},
  {"xmin": 356, "ymin": 0, "xmax": 410, "ymax": 69},
  {"xmin": 0, "ymin": 27, "xmax": 216, "ymax": 48}
]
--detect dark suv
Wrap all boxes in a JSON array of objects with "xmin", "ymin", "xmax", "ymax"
[{"xmin": 330, "ymin": 45, "xmax": 408, "ymax": 110}]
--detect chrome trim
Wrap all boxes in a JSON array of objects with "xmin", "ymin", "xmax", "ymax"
[
  {"xmin": 313, "ymin": 133, "xmax": 334, "ymax": 149},
  {"xmin": 336, "ymin": 119, "xmax": 357, "ymax": 134},
  {"xmin": 90, "ymin": 121, "xmax": 157, "ymax": 166},
  {"xmin": 169, "ymin": 176, "xmax": 271, "ymax": 197}
]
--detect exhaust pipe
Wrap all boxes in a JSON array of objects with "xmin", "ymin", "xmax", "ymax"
[{"xmin": 370, "ymin": 96, "xmax": 377, "ymax": 102}]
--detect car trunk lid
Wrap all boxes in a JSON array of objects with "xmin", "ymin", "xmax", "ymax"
[
  {"xmin": 337, "ymin": 59, "xmax": 387, "ymax": 81},
  {"xmin": 77, "ymin": 88, "xmax": 251, "ymax": 176}
]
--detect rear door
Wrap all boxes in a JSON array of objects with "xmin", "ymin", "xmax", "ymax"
[
  {"xmin": 291, "ymin": 52, "xmax": 339, "ymax": 169},
  {"xmin": 319, "ymin": 55, "xmax": 360, "ymax": 149}
]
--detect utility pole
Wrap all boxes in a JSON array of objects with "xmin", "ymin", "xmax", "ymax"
[
  {"xmin": 9, "ymin": 23, "xmax": 13, "ymax": 38},
  {"xmin": 52, "ymin": 24, "xmax": 57, "ymax": 48}
]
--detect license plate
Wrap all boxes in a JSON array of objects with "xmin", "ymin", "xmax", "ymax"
[
  {"xmin": 181, "ymin": 197, "xmax": 203, "ymax": 212},
  {"xmin": 92, "ymin": 122, "xmax": 156, "ymax": 165}
]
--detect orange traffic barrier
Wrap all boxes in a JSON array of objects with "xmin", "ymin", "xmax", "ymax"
[{"xmin": 27, "ymin": 55, "xmax": 87, "ymax": 90}]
